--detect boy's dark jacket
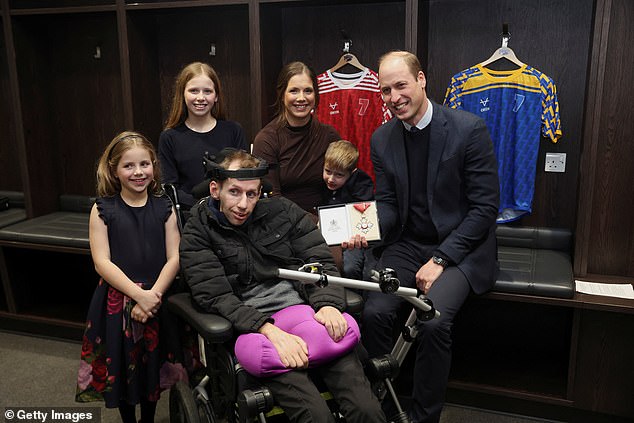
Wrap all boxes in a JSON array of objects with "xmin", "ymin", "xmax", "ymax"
[
  {"xmin": 322, "ymin": 168, "xmax": 374, "ymax": 206},
  {"xmin": 180, "ymin": 195, "xmax": 345, "ymax": 333}
]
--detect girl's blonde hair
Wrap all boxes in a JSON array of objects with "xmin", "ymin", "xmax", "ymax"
[
  {"xmin": 96, "ymin": 131, "xmax": 162, "ymax": 197},
  {"xmin": 164, "ymin": 62, "xmax": 226, "ymax": 129}
]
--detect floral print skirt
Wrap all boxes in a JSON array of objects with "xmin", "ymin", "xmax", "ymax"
[{"xmin": 75, "ymin": 279, "xmax": 190, "ymax": 408}]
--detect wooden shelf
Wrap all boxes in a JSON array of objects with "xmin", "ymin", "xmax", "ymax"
[
  {"xmin": 0, "ymin": 310, "xmax": 84, "ymax": 340},
  {"xmin": 124, "ymin": 1, "xmax": 250, "ymax": 11},
  {"xmin": 447, "ymin": 381, "xmax": 573, "ymax": 407},
  {"xmin": 483, "ymin": 290, "xmax": 634, "ymax": 314}
]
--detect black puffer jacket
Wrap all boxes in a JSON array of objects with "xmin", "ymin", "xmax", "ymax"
[{"xmin": 180, "ymin": 196, "xmax": 345, "ymax": 333}]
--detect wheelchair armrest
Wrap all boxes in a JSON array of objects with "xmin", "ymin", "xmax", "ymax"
[
  {"xmin": 166, "ymin": 292, "xmax": 233, "ymax": 342},
  {"xmin": 167, "ymin": 290, "xmax": 361, "ymax": 342},
  {"xmin": 345, "ymin": 289, "xmax": 363, "ymax": 315}
]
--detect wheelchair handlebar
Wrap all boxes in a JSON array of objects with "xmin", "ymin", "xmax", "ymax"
[{"xmin": 277, "ymin": 267, "xmax": 440, "ymax": 319}]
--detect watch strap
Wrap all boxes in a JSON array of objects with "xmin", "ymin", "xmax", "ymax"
[{"xmin": 432, "ymin": 255, "xmax": 449, "ymax": 268}]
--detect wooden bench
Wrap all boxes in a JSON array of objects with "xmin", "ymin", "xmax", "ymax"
[
  {"xmin": 0, "ymin": 195, "xmax": 94, "ymax": 337},
  {"xmin": 0, "ymin": 191, "xmax": 27, "ymax": 229},
  {"xmin": 0, "ymin": 194, "xmax": 92, "ymax": 253},
  {"xmin": 493, "ymin": 225, "xmax": 574, "ymax": 298},
  {"xmin": 446, "ymin": 227, "xmax": 634, "ymax": 421}
]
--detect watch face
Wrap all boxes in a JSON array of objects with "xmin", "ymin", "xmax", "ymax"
[{"xmin": 433, "ymin": 256, "xmax": 447, "ymax": 267}]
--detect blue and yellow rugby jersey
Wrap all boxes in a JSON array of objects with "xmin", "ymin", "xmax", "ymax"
[{"xmin": 443, "ymin": 64, "xmax": 562, "ymax": 223}]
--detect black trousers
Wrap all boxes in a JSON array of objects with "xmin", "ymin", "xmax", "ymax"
[
  {"xmin": 264, "ymin": 349, "xmax": 386, "ymax": 423},
  {"xmin": 362, "ymin": 238, "xmax": 471, "ymax": 423}
]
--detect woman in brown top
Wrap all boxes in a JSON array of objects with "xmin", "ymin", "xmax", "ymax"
[{"xmin": 253, "ymin": 62, "xmax": 340, "ymax": 214}]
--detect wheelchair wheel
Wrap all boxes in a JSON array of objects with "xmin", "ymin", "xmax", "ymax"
[
  {"xmin": 193, "ymin": 387, "xmax": 218, "ymax": 423},
  {"xmin": 170, "ymin": 381, "xmax": 200, "ymax": 423}
]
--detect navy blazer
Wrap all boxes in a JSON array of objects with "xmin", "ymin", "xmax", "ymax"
[{"xmin": 371, "ymin": 101, "xmax": 500, "ymax": 294}]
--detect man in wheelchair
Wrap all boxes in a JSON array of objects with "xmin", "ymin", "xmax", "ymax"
[{"xmin": 179, "ymin": 148, "xmax": 386, "ymax": 423}]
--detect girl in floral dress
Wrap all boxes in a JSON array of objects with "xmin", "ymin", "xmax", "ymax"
[{"xmin": 76, "ymin": 131, "xmax": 185, "ymax": 423}]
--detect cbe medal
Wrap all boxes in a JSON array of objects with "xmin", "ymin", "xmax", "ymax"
[{"xmin": 353, "ymin": 202, "xmax": 374, "ymax": 234}]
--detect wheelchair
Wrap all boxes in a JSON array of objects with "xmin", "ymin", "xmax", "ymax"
[
  {"xmin": 165, "ymin": 264, "xmax": 438, "ymax": 423},
  {"xmin": 162, "ymin": 182, "xmax": 438, "ymax": 423}
]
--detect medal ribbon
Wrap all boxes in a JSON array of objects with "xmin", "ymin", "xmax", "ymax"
[{"xmin": 353, "ymin": 202, "xmax": 372, "ymax": 213}]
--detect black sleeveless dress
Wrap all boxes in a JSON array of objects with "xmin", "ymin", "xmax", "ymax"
[{"xmin": 76, "ymin": 194, "xmax": 188, "ymax": 407}]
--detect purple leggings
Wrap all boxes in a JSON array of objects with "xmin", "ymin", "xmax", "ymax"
[{"xmin": 234, "ymin": 304, "xmax": 360, "ymax": 378}]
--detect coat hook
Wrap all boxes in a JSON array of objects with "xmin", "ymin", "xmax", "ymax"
[
  {"xmin": 93, "ymin": 46, "xmax": 101, "ymax": 59},
  {"xmin": 340, "ymin": 29, "xmax": 352, "ymax": 53},
  {"xmin": 209, "ymin": 43, "xmax": 216, "ymax": 56},
  {"xmin": 501, "ymin": 23, "xmax": 510, "ymax": 48}
]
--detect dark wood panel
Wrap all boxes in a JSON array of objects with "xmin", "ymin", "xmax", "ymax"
[
  {"xmin": 446, "ymin": 388, "xmax": 633, "ymax": 423},
  {"xmin": 425, "ymin": 0, "xmax": 594, "ymax": 230},
  {"xmin": 140, "ymin": 5, "xmax": 252, "ymax": 141},
  {"xmin": 587, "ymin": 0, "xmax": 634, "ymax": 277},
  {"xmin": 9, "ymin": 0, "xmax": 114, "ymax": 9},
  {"xmin": 573, "ymin": 0, "xmax": 611, "ymax": 277},
  {"xmin": 48, "ymin": 14, "xmax": 124, "ymax": 196},
  {"xmin": 450, "ymin": 298, "xmax": 572, "ymax": 397},
  {"xmin": 259, "ymin": 4, "xmax": 283, "ymax": 126},
  {"xmin": 1, "ymin": 247, "xmax": 95, "ymax": 320},
  {"xmin": 126, "ymin": 11, "xmax": 162, "ymax": 144},
  {"xmin": 12, "ymin": 15, "xmax": 58, "ymax": 214},
  {"xmin": 573, "ymin": 310, "xmax": 634, "ymax": 418},
  {"xmin": 280, "ymin": 2, "xmax": 405, "ymax": 75},
  {"xmin": 13, "ymin": 13, "xmax": 124, "ymax": 209},
  {"xmin": 0, "ymin": 17, "xmax": 22, "ymax": 191}
]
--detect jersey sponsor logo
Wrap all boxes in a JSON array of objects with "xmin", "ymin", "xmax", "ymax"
[
  {"xmin": 329, "ymin": 102, "xmax": 339, "ymax": 115},
  {"xmin": 479, "ymin": 97, "xmax": 490, "ymax": 112}
]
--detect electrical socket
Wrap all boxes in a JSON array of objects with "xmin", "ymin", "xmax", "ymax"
[{"xmin": 545, "ymin": 152, "xmax": 566, "ymax": 173}]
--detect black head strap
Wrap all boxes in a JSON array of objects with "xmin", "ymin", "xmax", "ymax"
[{"xmin": 203, "ymin": 148, "xmax": 272, "ymax": 181}]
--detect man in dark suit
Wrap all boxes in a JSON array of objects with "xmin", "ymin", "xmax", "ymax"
[{"xmin": 354, "ymin": 50, "xmax": 499, "ymax": 423}]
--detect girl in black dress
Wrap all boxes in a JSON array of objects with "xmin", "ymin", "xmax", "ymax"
[{"xmin": 76, "ymin": 131, "xmax": 183, "ymax": 423}]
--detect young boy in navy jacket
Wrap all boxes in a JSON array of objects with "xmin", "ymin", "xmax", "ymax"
[{"xmin": 321, "ymin": 140, "xmax": 375, "ymax": 279}]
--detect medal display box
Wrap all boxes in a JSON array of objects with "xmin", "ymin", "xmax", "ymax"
[{"xmin": 318, "ymin": 201, "xmax": 380, "ymax": 246}]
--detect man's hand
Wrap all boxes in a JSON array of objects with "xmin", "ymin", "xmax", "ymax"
[
  {"xmin": 258, "ymin": 322, "xmax": 309, "ymax": 369},
  {"xmin": 415, "ymin": 258, "xmax": 444, "ymax": 294},
  {"xmin": 314, "ymin": 306, "xmax": 348, "ymax": 342},
  {"xmin": 341, "ymin": 234, "xmax": 368, "ymax": 250}
]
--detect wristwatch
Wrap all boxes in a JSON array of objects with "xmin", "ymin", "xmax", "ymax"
[{"xmin": 432, "ymin": 256, "xmax": 449, "ymax": 268}]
